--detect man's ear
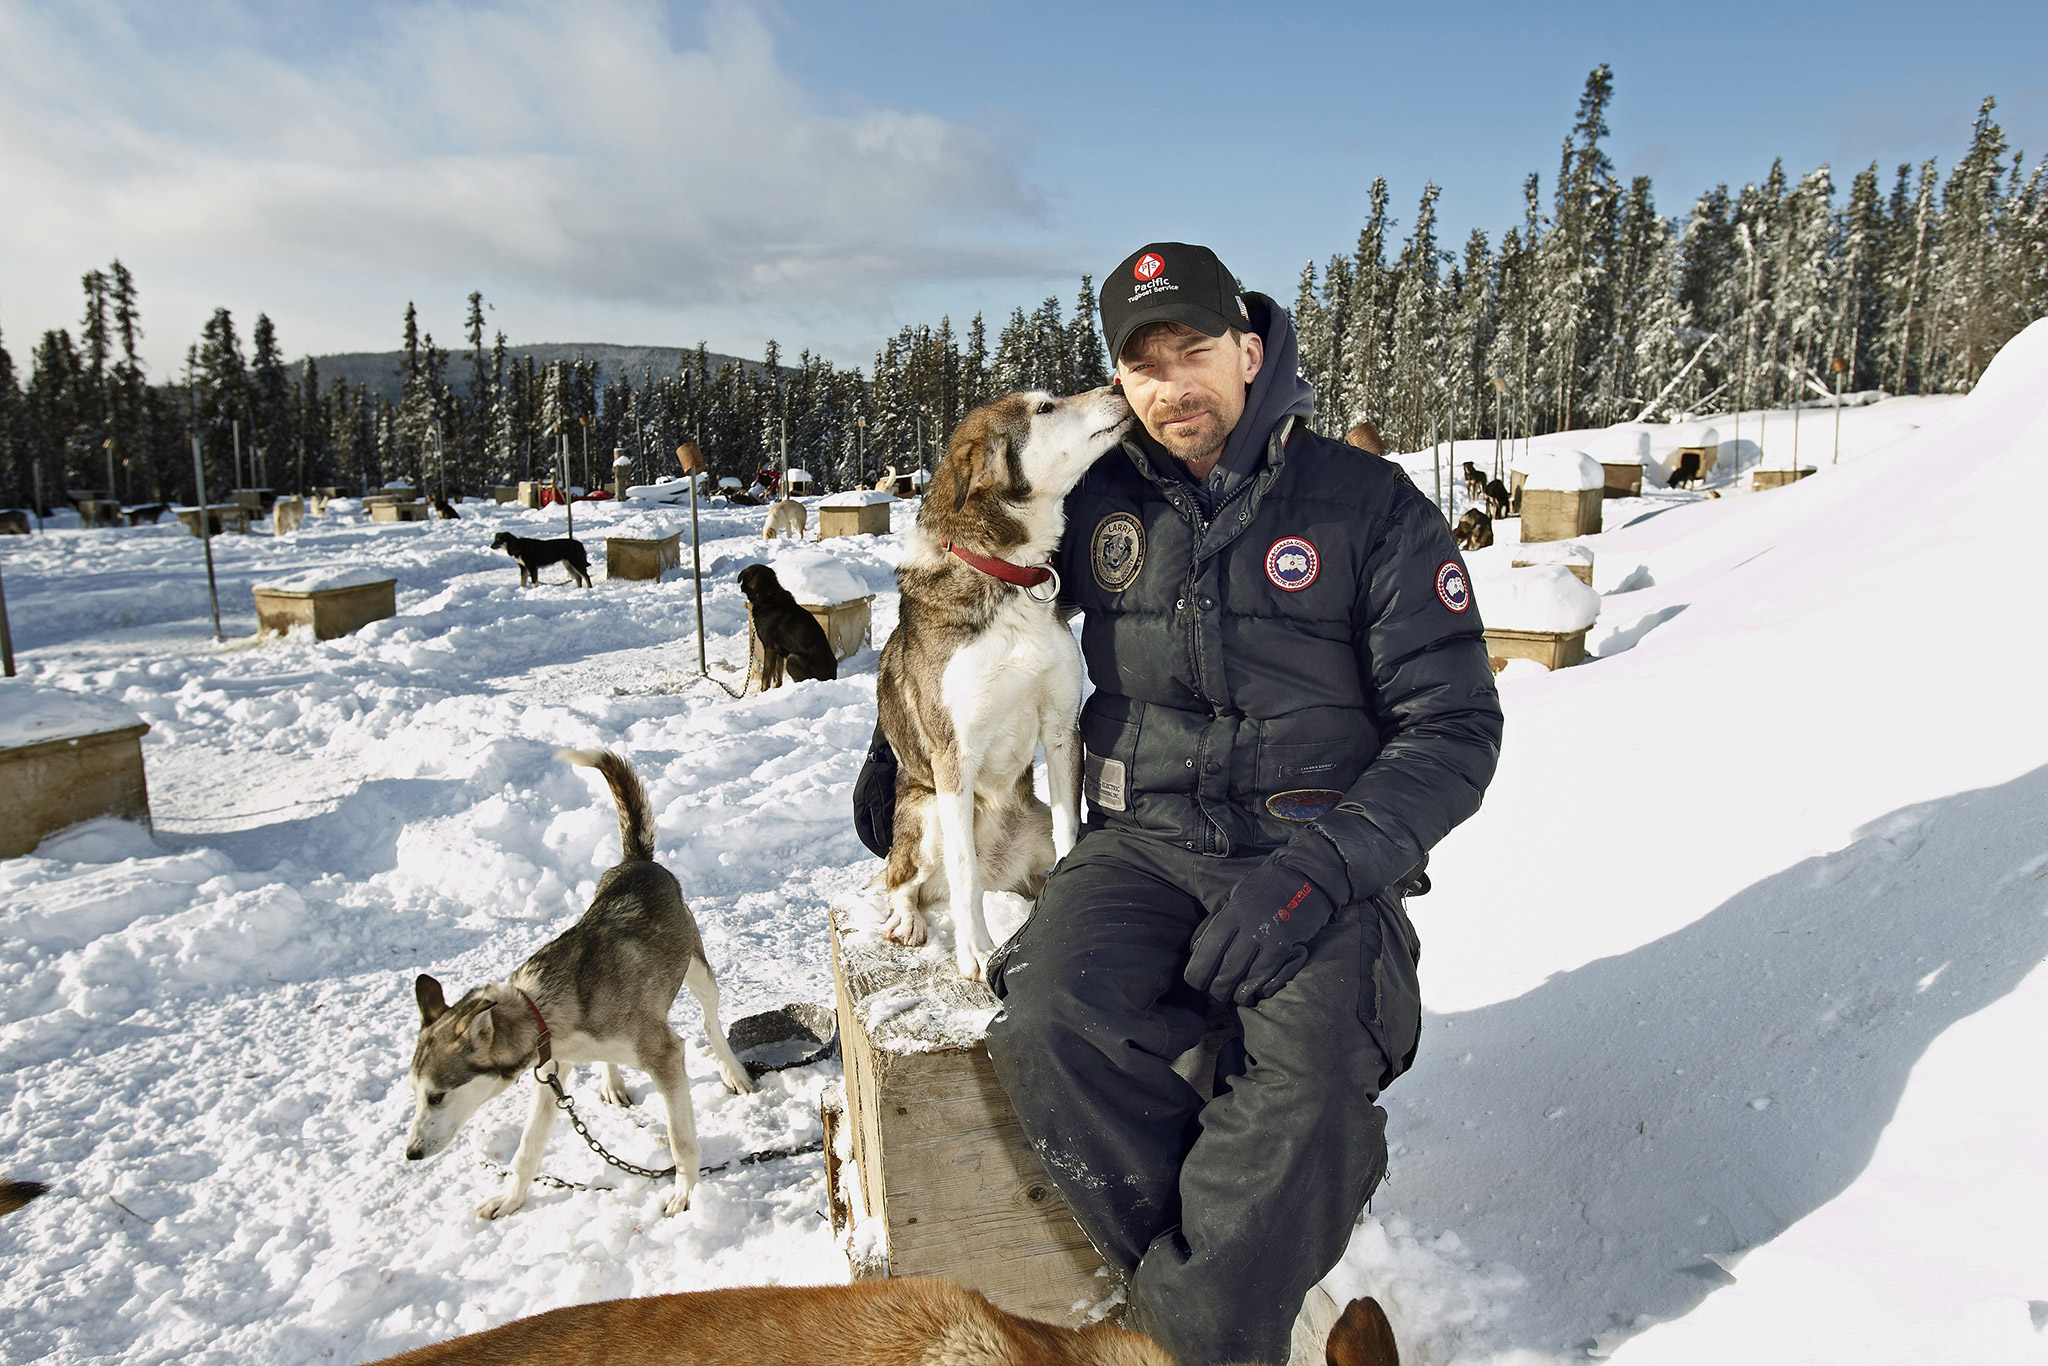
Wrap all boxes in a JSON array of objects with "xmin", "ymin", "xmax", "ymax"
[{"xmin": 1239, "ymin": 330, "xmax": 1265, "ymax": 384}]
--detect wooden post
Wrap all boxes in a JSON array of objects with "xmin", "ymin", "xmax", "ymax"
[
  {"xmin": 678, "ymin": 442, "xmax": 708, "ymax": 678},
  {"xmin": 1831, "ymin": 355, "xmax": 1848, "ymax": 464},
  {"xmin": 0, "ymin": 563, "xmax": 14, "ymax": 676},
  {"xmin": 191, "ymin": 433, "xmax": 223, "ymax": 642}
]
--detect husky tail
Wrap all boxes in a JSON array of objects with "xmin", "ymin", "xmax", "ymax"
[
  {"xmin": 0, "ymin": 1179, "xmax": 48, "ymax": 1217},
  {"xmin": 557, "ymin": 749, "xmax": 658, "ymax": 862}
]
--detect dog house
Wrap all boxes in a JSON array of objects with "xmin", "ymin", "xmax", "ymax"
[
  {"xmin": 1660, "ymin": 425, "xmax": 1720, "ymax": 488},
  {"xmin": 1510, "ymin": 540, "xmax": 1594, "ymax": 586},
  {"xmin": 77, "ymin": 499, "xmax": 123, "ymax": 528},
  {"xmin": 230, "ymin": 488, "xmax": 274, "ymax": 514},
  {"xmin": 1751, "ymin": 467, "xmax": 1816, "ymax": 490},
  {"xmin": 818, "ymin": 489, "xmax": 894, "ymax": 540},
  {"xmin": 0, "ymin": 684, "xmax": 152, "ymax": 858},
  {"xmin": 604, "ymin": 530, "xmax": 682, "ymax": 582},
  {"xmin": 825, "ymin": 912, "xmax": 1106, "ymax": 1321},
  {"xmin": 1477, "ymin": 564, "xmax": 1601, "ymax": 671},
  {"xmin": 784, "ymin": 468, "xmax": 814, "ymax": 495},
  {"xmin": 1514, "ymin": 450, "xmax": 1605, "ymax": 542},
  {"xmin": 176, "ymin": 505, "xmax": 251, "ymax": 536},
  {"xmin": 491, "ymin": 486, "xmax": 519, "ymax": 504},
  {"xmin": 516, "ymin": 481, "xmax": 544, "ymax": 509},
  {"xmin": 252, "ymin": 570, "xmax": 397, "ymax": 640},
  {"xmin": 369, "ymin": 501, "xmax": 429, "ymax": 523}
]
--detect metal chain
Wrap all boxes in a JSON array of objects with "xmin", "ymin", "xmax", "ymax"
[{"xmin": 534, "ymin": 1063, "xmax": 826, "ymax": 1184}]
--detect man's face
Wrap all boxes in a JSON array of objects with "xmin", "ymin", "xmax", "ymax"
[{"xmin": 1115, "ymin": 324, "xmax": 1265, "ymax": 469}]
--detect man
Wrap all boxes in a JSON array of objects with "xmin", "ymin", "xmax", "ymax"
[{"xmin": 982, "ymin": 243, "xmax": 1503, "ymax": 1365}]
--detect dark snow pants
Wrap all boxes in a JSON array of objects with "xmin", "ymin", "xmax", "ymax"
[{"xmin": 985, "ymin": 830, "xmax": 1423, "ymax": 1366}]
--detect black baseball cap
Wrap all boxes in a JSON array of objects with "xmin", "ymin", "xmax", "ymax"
[{"xmin": 1100, "ymin": 242, "xmax": 1252, "ymax": 364}]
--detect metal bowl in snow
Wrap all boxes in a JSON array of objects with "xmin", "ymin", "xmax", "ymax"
[{"xmin": 726, "ymin": 1002, "xmax": 839, "ymax": 1079}]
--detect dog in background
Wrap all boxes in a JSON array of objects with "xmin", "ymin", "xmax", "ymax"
[
  {"xmin": 404, "ymin": 749, "xmax": 753, "ymax": 1219},
  {"xmin": 737, "ymin": 564, "xmax": 837, "ymax": 688},
  {"xmin": 0, "ymin": 509, "xmax": 30, "ymax": 535},
  {"xmin": 762, "ymin": 496, "xmax": 807, "ymax": 540},
  {"xmin": 877, "ymin": 387, "xmax": 1131, "ymax": 980},
  {"xmin": 1462, "ymin": 461, "xmax": 1488, "ymax": 505},
  {"xmin": 432, "ymin": 487, "xmax": 461, "ymax": 520},
  {"xmin": 363, "ymin": 1278, "xmax": 1402, "ymax": 1366},
  {"xmin": 272, "ymin": 499, "xmax": 303, "ymax": 535},
  {"xmin": 1453, "ymin": 507, "xmax": 1493, "ymax": 550},
  {"xmin": 1483, "ymin": 478, "xmax": 1513, "ymax": 520},
  {"xmin": 1667, "ymin": 450, "xmax": 1703, "ymax": 489},
  {"xmin": 490, "ymin": 531, "xmax": 592, "ymax": 588}
]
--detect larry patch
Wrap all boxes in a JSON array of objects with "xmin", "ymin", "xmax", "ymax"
[
  {"xmin": 1436, "ymin": 561, "xmax": 1471, "ymax": 613},
  {"xmin": 1265, "ymin": 536, "xmax": 1319, "ymax": 592},
  {"xmin": 1091, "ymin": 512, "xmax": 1146, "ymax": 592}
]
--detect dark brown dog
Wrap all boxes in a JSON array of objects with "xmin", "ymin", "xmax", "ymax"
[
  {"xmin": 1483, "ymin": 478, "xmax": 1513, "ymax": 520},
  {"xmin": 1462, "ymin": 461, "xmax": 1487, "ymax": 505},
  {"xmin": 1453, "ymin": 507, "xmax": 1493, "ymax": 550},
  {"xmin": 361, "ymin": 1277, "xmax": 1401, "ymax": 1366},
  {"xmin": 738, "ymin": 564, "xmax": 837, "ymax": 689}
]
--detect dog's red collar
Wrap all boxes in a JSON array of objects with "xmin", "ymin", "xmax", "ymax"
[
  {"xmin": 940, "ymin": 541, "xmax": 1060, "ymax": 602},
  {"xmin": 514, "ymin": 988, "xmax": 552, "ymax": 1069}
]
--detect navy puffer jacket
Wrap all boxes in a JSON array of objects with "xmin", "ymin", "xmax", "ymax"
[{"xmin": 1058, "ymin": 305, "xmax": 1503, "ymax": 903}]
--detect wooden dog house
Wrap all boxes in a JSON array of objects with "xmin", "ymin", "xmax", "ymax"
[
  {"xmin": 77, "ymin": 499, "xmax": 123, "ymax": 528},
  {"xmin": 826, "ymin": 914, "xmax": 1105, "ymax": 1322},
  {"xmin": 1751, "ymin": 468, "xmax": 1816, "ymax": 490},
  {"xmin": 818, "ymin": 490, "xmax": 894, "ymax": 540},
  {"xmin": 1599, "ymin": 463, "xmax": 1643, "ymax": 498},
  {"xmin": 605, "ymin": 532, "xmax": 682, "ymax": 582},
  {"xmin": 0, "ymin": 686, "xmax": 152, "ymax": 857},
  {"xmin": 252, "ymin": 572, "xmax": 397, "ymax": 640},
  {"xmin": 1482, "ymin": 625, "xmax": 1590, "ymax": 672},
  {"xmin": 491, "ymin": 486, "xmax": 519, "ymax": 504},
  {"xmin": 368, "ymin": 501, "xmax": 429, "ymax": 523},
  {"xmin": 176, "ymin": 505, "xmax": 251, "ymax": 536}
]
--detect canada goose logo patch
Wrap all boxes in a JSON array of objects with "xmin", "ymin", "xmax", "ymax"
[
  {"xmin": 1436, "ymin": 562, "xmax": 1471, "ymax": 613},
  {"xmin": 1265, "ymin": 537, "xmax": 1319, "ymax": 591},
  {"xmin": 1091, "ymin": 512, "xmax": 1146, "ymax": 592}
]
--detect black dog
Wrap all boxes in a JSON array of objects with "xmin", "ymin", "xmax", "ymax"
[
  {"xmin": 1667, "ymin": 450, "xmax": 1702, "ymax": 489},
  {"xmin": 1453, "ymin": 507, "xmax": 1493, "ymax": 550},
  {"xmin": 738, "ymin": 564, "xmax": 837, "ymax": 689},
  {"xmin": 490, "ymin": 531, "xmax": 591, "ymax": 588},
  {"xmin": 1484, "ymin": 478, "xmax": 1514, "ymax": 520}
]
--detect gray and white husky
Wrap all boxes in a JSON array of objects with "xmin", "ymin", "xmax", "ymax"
[{"xmin": 403, "ymin": 749, "xmax": 754, "ymax": 1218}]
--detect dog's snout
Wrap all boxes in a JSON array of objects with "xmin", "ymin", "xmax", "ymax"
[{"xmin": 405, "ymin": 1144, "xmax": 424, "ymax": 1161}]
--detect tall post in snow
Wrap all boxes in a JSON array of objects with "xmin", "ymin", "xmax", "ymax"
[
  {"xmin": 679, "ymin": 442, "xmax": 708, "ymax": 677},
  {"xmin": 1431, "ymin": 422, "xmax": 1442, "ymax": 521},
  {"xmin": 0, "ymin": 564, "xmax": 16, "ymax": 676},
  {"xmin": 233, "ymin": 419, "xmax": 244, "ymax": 491},
  {"xmin": 1831, "ymin": 356, "xmax": 1848, "ymax": 464},
  {"xmin": 560, "ymin": 432, "xmax": 574, "ymax": 539},
  {"xmin": 191, "ymin": 433, "xmax": 223, "ymax": 642}
]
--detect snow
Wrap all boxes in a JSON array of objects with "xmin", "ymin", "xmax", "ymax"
[
  {"xmin": 1513, "ymin": 448, "xmax": 1606, "ymax": 492},
  {"xmin": 751, "ymin": 546, "xmax": 872, "ymax": 606},
  {"xmin": 1474, "ymin": 564, "xmax": 1602, "ymax": 633},
  {"xmin": 0, "ymin": 680, "xmax": 148, "ymax": 750},
  {"xmin": 251, "ymin": 567, "xmax": 395, "ymax": 594},
  {"xmin": 1506, "ymin": 541, "xmax": 1593, "ymax": 567},
  {"xmin": 600, "ymin": 513, "xmax": 682, "ymax": 541},
  {"xmin": 4, "ymin": 322, "xmax": 2048, "ymax": 1366},
  {"xmin": 818, "ymin": 489, "xmax": 895, "ymax": 507}
]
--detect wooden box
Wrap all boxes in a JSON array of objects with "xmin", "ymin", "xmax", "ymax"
[
  {"xmin": 231, "ymin": 488, "xmax": 273, "ymax": 513},
  {"xmin": 819, "ymin": 503, "xmax": 892, "ymax": 539},
  {"xmin": 1599, "ymin": 463, "xmax": 1643, "ymax": 498},
  {"xmin": 1517, "ymin": 487, "xmax": 1603, "ymax": 542},
  {"xmin": 1752, "ymin": 468, "xmax": 1815, "ymax": 490},
  {"xmin": 253, "ymin": 578, "xmax": 397, "ymax": 641},
  {"xmin": 517, "ymin": 481, "xmax": 544, "ymax": 509},
  {"xmin": 803, "ymin": 596, "xmax": 873, "ymax": 661},
  {"xmin": 77, "ymin": 499, "xmax": 123, "ymax": 528},
  {"xmin": 605, "ymin": 533, "xmax": 681, "ymax": 582},
  {"xmin": 0, "ymin": 719, "xmax": 152, "ymax": 858},
  {"xmin": 177, "ymin": 505, "xmax": 250, "ymax": 536},
  {"xmin": 491, "ymin": 486, "xmax": 519, "ymax": 504},
  {"xmin": 369, "ymin": 501, "xmax": 429, "ymax": 523},
  {"xmin": 828, "ymin": 917, "xmax": 1106, "ymax": 1323},
  {"xmin": 1483, "ymin": 626, "xmax": 1589, "ymax": 671}
]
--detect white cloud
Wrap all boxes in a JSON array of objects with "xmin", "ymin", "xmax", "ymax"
[{"xmin": 0, "ymin": 0, "xmax": 1058, "ymax": 368}]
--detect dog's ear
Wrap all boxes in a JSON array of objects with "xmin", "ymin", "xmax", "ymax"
[
  {"xmin": 1325, "ymin": 1297, "xmax": 1400, "ymax": 1366},
  {"xmin": 463, "ymin": 1003, "xmax": 496, "ymax": 1052},
  {"xmin": 416, "ymin": 974, "xmax": 447, "ymax": 1025},
  {"xmin": 952, "ymin": 431, "xmax": 1008, "ymax": 513}
]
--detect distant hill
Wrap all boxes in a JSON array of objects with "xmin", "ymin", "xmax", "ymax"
[{"xmin": 304, "ymin": 342, "xmax": 767, "ymax": 405}]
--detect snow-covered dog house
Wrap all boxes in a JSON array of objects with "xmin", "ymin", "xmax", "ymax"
[
  {"xmin": 1480, "ymin": 564, "xmax": 1601, "ymax": 671},
  {"xmin": 1751, "ymin": 467, "xmax": 1816, "ymax": 491},
  {"xmin": 1597, "ymin": 428, "xmax": 1650, "ymax": 498},
  {"xmin": 1515, "ymin": 450, "xmax": 1605, "ymax": 542},
  {"xmin": 817, "ymin": 489, "xmax": 894, "ymax": 540},
  {"xmin": 825, "ymin": 911, "xmax": 1104, "ymax": 1322},
  {"xmin": 175, "ymin": 505, "xmax": 250, "ymax": 536},
  {"xmin": 491, "ymin": 486, "xmax": 519, "ymax": 504},
  {"xmin": 0, "ymin": 684, "xmax": 152, "ymax": 858},
  {"xmin": 1510, "ymin": 539, "xmax": 1594, "ymax": 586},
  {"xmin": 1659, "ymin": 425, "xmax": 1720, "ymax": 488},
  {"xmin": 252, "ymin": 569, "xmax": 397, "ymax": 641},
  {"xmin": 230, "ymin": 488, "xmax": 274, "ymax": 514},
  {"xmin": 368, "ymin": 500, "xmax": 429, "ymax": 523},
  {"xmin": 784, "ymin": 468, "xmax": 814, "ymax": 495},
  {"xmin": 604, "ymin": 516, "xmax": 683, "ymax": 582}
]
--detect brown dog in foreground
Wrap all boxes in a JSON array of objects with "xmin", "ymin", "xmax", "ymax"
[{"xmin": 363, "ymin": 1277, "xmax": 1400, "ymax": 1366}]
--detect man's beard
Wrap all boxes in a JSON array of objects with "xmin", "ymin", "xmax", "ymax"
[{"xmin": 1148, "ymin": 401, "xmax": 1228, "ymax": 466}]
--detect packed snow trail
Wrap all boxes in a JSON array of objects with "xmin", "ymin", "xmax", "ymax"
[{"xmin": 3, "ymin": 325, "xmax": 2047, "ymax": 1364}]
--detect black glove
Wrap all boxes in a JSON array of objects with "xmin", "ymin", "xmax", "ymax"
[
  {"xmin": 852, "ymin": 722, "xmax": 898, "ymax": 858},
  {"xmin": 1185, "ymin": 852, "xmax": 1336, "ymax": 1006}
]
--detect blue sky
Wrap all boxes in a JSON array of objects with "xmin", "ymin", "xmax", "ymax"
[{"xmin": 1, "ymin": 0, "xmax": 2040, "ymax": 376}]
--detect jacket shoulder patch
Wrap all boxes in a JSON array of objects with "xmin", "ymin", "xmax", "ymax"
[{"xmin": 1435, "ymin": 561, "xmax": 1471, "ymax": 613}]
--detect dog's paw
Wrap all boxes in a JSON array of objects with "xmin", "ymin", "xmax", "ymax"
[
  {"xmin": 955, "ymin": 940, "xmax": 991, "ymax": 983},
  {"xmin": 719, "ymin": 1064, "xmax": 756, "ymax": 1095},
  {"xmin": 883, "ymin": 904, "xmax": 929, "ymax": 946},
  {"xmin": 600, "ymin": 1073, "xmax": 632, "ymax": 1106},
  {"xmin": 475, "ymin": 1190, "xmax": 527, "ymax": 1220},
  {"xmin": 662, "ymin": 1184, "xmax": 694, "ymax": 1216}
]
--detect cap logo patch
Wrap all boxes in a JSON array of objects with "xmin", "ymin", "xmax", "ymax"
[
  {"xmin": 1091, "ymin": 512, "xmax": 1146, "ymax": 592},
  {"xmin": 1134, "ymin": 252, "xmax": 1165, "ymax": 282},
  {"xmin": 1436, "ymin": 562, "xmax": 1471, "ymax": 613},
  {"xmin": 1265, "ymin": 537, "xmax": 1319, "ymax": 592},
  {"xmin": 1237, "ymin": 295, "xmax": 1250, "ymax": 321}
]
